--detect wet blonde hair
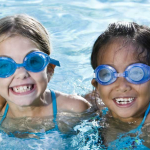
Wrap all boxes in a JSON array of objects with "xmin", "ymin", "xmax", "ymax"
[{"xmin": 0, "ymin": 14, "xmax": 50, "ymax": 55}]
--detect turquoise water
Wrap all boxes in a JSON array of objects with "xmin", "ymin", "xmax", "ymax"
[
  {"xmin": 0, "ymin": 0, "xmax": 150, "ymax": 149},
  {"xmin": 1, "ymin": 0, "xmax": 150, "ymax": 95}
]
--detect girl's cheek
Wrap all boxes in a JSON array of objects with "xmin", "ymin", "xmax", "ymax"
[
  {"xmin": 0, "ymin": 78, "xmax": 10, "ymax": 86},
  {"xmin": 32, "ymin": 72, "xmax": 48, "ymax": 82}
]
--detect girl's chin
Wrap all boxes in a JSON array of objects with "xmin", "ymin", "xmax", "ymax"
[
  {"xmin": 111, "ymin": 111, "xmax": 135, "ymax": 121},
  {"xmin": 12, "ymin": 100, "xmax": 34, "ymax": 106}
]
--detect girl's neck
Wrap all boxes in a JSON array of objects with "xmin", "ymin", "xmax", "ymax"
[
  {"xmin": 8, "ymin": 105, "xmax": 42, "ymax": 118},
  {"xmin": 109, "ymin": 111, "xmax": 144, "ymax": 126},
  {"xmin": 6, "ymin": 91, "xmax": 52, "ymax": 118}
]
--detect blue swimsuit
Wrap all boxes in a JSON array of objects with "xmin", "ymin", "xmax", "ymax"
[
  {"xmin": 0, "ymin": 90, "xmax": 59, "ymax": 134},
  {"xmin": 107, "ymin": 103, "xmax": 150, "ymax": 149}
]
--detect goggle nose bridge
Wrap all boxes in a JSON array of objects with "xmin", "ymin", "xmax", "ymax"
[
  {"xmin": 16, "ymin": 63, "xmax": 26, "ymax": 69},
  {"xmin": 114, "ymin": 72, "xmax": 125, "ymax": 78}
]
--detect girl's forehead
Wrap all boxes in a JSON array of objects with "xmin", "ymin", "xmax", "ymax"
[
  {"xmin": 97, "ymin": 40, "xmax": 144, "ymax": 66},
  {"xmin": 0, "ymin": 33, "xmax": 11, "ymax": 43},
  {"xmin": 0, "ymin": 35, "xmax": 39, "ymax": 59}
]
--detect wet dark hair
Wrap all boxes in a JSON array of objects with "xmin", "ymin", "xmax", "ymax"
[{"xmin": 91, "ymin": 22, "xmax": 150, "ymax": 69}]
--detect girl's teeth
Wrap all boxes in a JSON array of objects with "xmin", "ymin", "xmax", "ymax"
[
  {"xmin": 12, "ymin": 85, "xmax": 33, "ymax": 93},
  {"xmin": 114, "ymin": 98, "xmax": 134, "ymax": 104}
]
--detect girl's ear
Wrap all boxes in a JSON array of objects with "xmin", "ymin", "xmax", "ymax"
[
  {"xmin": 47, "ymin": 64, "xmax": 55, "ymax": 82},
  {"xmin": 91, "ymin": 79, "xmax": 98, "ymax": 88}
]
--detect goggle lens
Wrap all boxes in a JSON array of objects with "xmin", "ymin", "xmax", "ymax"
[
  {"xmin": 26, "ymin": 54, "xmax": 45, "ymax": 72},
  {"xmin": 128, "ymin": 67, "xmax": 144, "ymax": 81},
  {"xmin": 0, "ymin": 60, "xmax": 14, "ymax": 77},
  {"xmin": 99, "ymin": 68, "xmax": 112, "ymax": 82}
]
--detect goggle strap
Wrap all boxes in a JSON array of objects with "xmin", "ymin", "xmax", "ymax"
[{"xmin": 49, "ymin": 58, "xmax": 60, "ymax": 67}]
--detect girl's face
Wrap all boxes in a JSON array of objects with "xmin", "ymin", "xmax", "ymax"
[
  {"xmin": 92, "ymin": 41, "xmax": 150, "ymax": 122},
  {"xmin": 0, "ymin": 35, "xmax": 50, "ymax": 107}
]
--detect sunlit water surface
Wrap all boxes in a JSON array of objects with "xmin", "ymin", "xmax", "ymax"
[{"xmin": 0, "ymin": 0, "xmax": 150, "ymax": 149}]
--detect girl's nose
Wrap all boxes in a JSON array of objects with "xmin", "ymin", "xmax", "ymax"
[
  {"xmin": 115, "ymin": 77, "xmax": 132, "ymax": 92},
  {"xmin": 14, "ymin": 67, "xmax": 30, "ymax": 79}
]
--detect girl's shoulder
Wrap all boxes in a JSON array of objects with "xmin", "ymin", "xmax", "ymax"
[
  {"xmin": 145, "ymin": 112, "xmax": 150, "ymax": 124},
  {"xmin": 0, "ymin": 96, "xmax": 7, "ymax": 115},
  {"xmin": 53, "ymin": 90, "xmax": 91, "ymax": 112},
  {"xmin": 0, "ymin": 103, "xmax": 7, "ymax": 116}
]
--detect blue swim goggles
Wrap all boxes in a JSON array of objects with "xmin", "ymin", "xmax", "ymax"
[
  {"xmin": 94, "ymin": 63, "xmax": 150, "ymax": 85},
  {"xmin": 0, "ymin": 51, "xmax": 60, "ymax": 78}
]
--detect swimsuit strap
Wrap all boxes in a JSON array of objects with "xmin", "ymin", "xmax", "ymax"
[
  {"xmin": 51, "ymin": 89, "xmax": 57, "ymax": 118},
  {"xmin": 50, "ymin": 89, "xmax": 59, "ymax": 130},
  {"xmin": 0, "ymin": 103, "xmax": 9, "ymax": 125}
]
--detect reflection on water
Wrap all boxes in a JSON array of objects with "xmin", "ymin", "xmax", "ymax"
[{"xmin": 0, "ymin": 109, "xmax": 95, "ymax": 149}]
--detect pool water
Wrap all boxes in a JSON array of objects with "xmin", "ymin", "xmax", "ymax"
[
  {"xmin": 0, "ymin": 0, "xmax": 150, "ymax": 149},
  {"xmin": 71, "ymin": 109, "xmax": 150, "ymax": 149}
]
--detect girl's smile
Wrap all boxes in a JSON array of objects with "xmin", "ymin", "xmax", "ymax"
[
  {"xmin": 113, "ymin": 97, "xmax": 136, "ymax": 107},
  {"xmin": 9, "ymin": 84, "xmax": 36, "ymax": 95}
]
